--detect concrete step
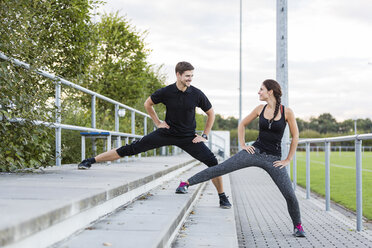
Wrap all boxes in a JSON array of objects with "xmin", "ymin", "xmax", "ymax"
[
  {"xmin": 0, "ymin": 155, "xmax": 199, "ymax": 248},
  {"xmin": 53, "ymin": 164, "xmax": 211, "ymax": 248},
  {"xmin": 172, "ymin": 174, "xmax": 238, "ymax": 248}
]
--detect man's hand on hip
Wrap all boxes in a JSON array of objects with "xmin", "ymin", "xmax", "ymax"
[
  {"xmin": 192, "ymin": 134, "xmax": 207, "ymax": 143},
  {"xmin": 157, "ymin": 121, "xmax": 170, "ymax": 129}
]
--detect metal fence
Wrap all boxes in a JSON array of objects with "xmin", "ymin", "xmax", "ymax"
[
  {"xmin": 1, "ymin": 52, "xmax": 226, "ymax": 165},
  {"xmin": 293, "ymin": 134, "xmax": 372, "ymax": 231}
]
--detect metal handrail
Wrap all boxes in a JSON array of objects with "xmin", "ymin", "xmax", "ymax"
[
  {"xmin": 0, "ymin": 51, "xmax": 153, "ymax": 166},
  {"xmin": 1, "ymin": 51, "xmax": 227, "ymax": 166},
  {"xmin": 0, "ymin": 52, "xmax": 149, "ymax": 117},
  {"xmin": 293, "ymin": 133, "xmax": 372, "ymax": 231}
]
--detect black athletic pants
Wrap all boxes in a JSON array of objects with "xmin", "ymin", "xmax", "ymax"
[{"xmin": 116, "ymin": 129, "xmax": 218, "ymax": 167}]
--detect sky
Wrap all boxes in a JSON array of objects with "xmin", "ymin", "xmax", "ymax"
[{"xmin": 98, "ymin": 0, "xmax": 372, "ymax": 121}]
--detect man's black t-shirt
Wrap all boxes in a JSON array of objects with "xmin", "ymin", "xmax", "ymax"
[{"xmin": 151, "ymin": 82, "xmax": 212, "ymax": 136}]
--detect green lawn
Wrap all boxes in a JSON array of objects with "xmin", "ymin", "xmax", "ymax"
[{"xmin": 291, "ymin": 151, "xmax": 372, "ymax": 220}]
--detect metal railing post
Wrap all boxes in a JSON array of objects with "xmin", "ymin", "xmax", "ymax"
[
  {"xmin": 114, "ymin": 104, "xmax": 121, "ymax": 163},
  {"xmin": 325, "ymin": 141, "xmax": 331, "ymax": 211},
  {"xmin": 91, "ymin": 95, "xmax": 96, "ymax": 156},
  {"xmin": 116, "ymin": 137, "xmax": 122, "ymax": 163},
  {"xmin": 55, "ymin": 81, "xmax": 61, "ymax": 166},
  {"xmin": 355, "ymin": 139, "xmax": 363, "ymax": 231},
  {"xmin": 115, "ymin": 104, "xmax": 119, "ymax": 132},
  {"xmin": 125, "ymin": 137, "xmax": 129, "ymax": 162},
  {"xmin": 306, "ymin": 142, "xmax": 310, "ymax": 199},
  {"xmin": 209, "ymin": 132, "xmax": 213, "ymax": 150},
  {"xmin": 81, "ymin": 136, "xmax": 86, "ymax": 161},
  {"xmin": 131, "ymin": 111, "xmax": 135, "ymax": 135},
  {"xmin": 144, "ymin": 117, "xmax": 147, "ymax": 157},
  {"xmin": 107, "ymin": 135, "xmax": 112, "ymax": 165},
  {"xmin": 144, "ymin": 117, "xmax": 147, "ymax": 135},
  {"xmin": 292, "ymin": 151, "xmax": 297, "ymax": 191},
  {"xmin": 153, "ymin": 126, "xmax": 156, "ymax": 156}
]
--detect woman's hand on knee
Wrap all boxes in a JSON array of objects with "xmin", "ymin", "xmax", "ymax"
[{"xmin": 242, "ymin": 145, "xmax": 255, "ymax": 154}]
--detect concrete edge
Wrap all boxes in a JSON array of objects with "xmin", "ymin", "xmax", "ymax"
[
  {"xmin": 2, "ymin": 159, "xmax": 199, "ymax": 248},
  {"xmin": 170, "ymin": 174, "xmax": 239, "ymax": 248},
  {"xmin": 161, "ymin": 182, "xmax": 207, "ymax": 248}
]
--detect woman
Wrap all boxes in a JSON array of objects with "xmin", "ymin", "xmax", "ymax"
[{"xmin": 175, "ymin": 79, "xmax": 306, "ymax": 237}]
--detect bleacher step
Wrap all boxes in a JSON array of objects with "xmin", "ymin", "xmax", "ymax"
[
  {"xmin": 53, "ymin": 165, "xmax": 208, "ymax": 248},
  {"xmin": 0, "ymin": 155, "xmax": 198, "ymax": 248}
]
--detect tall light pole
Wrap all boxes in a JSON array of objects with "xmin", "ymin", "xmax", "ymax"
[
  {"xmin": 276, "ymin": 0, "xmax": 290, "ymax": 174},
  {"xmin": 239, "ymin": 0, "xmax": 242, "ymax": 124},
  {"xmin": 238, "ymin": 0, "xmax": 243, "ymax": 150}
]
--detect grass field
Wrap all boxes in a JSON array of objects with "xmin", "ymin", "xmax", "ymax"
[{"xmin": 291, "ymin": 151, "xmax": 372, "ymax": 220}]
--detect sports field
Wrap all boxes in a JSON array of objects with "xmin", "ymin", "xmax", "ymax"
[{"xmin": 291, "ymin": 151, "xmax": 372, "ymax": 220}]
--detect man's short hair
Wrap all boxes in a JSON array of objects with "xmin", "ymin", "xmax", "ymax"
[{"xmin": 175, "ymin": 61, "xmax": 194, "ymax": 75}]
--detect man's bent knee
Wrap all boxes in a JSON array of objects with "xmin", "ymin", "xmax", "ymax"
[
  {"xmin": 204, "ymin": 156, "xmax": 218, "ymax": 167},
  {"xmin": 116, "ymin": 144, "xmax": 135, "ymax": 157}
]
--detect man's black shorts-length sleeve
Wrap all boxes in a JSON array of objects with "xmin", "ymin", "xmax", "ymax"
[
  {"xmin": 197, "ymin": 90, "xmax": 212, "ymax": 112},
  {"xmin": 150, "ymin": 87, "xmax": 165, "ymax": 104}
]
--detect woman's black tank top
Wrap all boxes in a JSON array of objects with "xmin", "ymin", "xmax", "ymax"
[{"xmin": 252, "ymin": 104, "xmax": 286, "ymax": 156}]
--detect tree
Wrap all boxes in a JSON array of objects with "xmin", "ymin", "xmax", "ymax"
[
  {"xmin": 0, "ymin": 0, "xmax": 100, "ymax": 172},
  {"xmin": 309, "ymin": 113, "xmax": 338, "ymax": 134}
]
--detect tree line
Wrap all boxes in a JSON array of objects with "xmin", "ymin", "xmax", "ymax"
[
  {"xmin": 0, "ymin": 0, "xmax": 166, "ymax": 172},
  {"xmin": 208, "ymin": 113, "xmax": 372, "ymax": 147}
]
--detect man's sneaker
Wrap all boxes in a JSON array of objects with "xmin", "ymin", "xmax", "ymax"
[
  {"xmin": 293, "ymin": 223, "xmax": 306, "ymax": 237},
  {"xmin": 219, "ymin": 194, "xmax": 232, "ymax": 209},
  {"xmin": 78, "ymin": 159, "xmax": 92, "ymax": 170},
  {"xmin": 175, "ymin": 181, "xmax": 189, "ymax": 194}
]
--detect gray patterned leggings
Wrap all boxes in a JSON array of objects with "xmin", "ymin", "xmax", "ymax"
[{"xmin": 188, "ymin": 148, "xmax": 301, "ymax": 226}]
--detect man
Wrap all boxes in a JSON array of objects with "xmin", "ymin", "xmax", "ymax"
[{"xmin": 78, "ymin": 61, "xmax": 231, "ymax": 208}]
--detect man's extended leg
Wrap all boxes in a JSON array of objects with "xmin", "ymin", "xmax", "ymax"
[{"xmin": 78, "ymin": 129, "xmax": 176, "ymax": 169}]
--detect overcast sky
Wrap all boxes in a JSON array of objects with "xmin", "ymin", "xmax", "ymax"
[{"xmin": 98, "ymin": 0, "xmax": 372, "ymax": 121}]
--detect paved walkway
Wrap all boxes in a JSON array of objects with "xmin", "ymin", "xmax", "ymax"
[{"xmin": 231, "ymin": 167, "xmax": 372, "ymax": 248}]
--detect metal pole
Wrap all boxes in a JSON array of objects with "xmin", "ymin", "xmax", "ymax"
[
  {"xmin": 306, "ymin": 142, "xmax": 310, "ymax": 199},
  {"xmin": 237, "ymin": 0, "xmax": 242, "ymax": 151},
  {"xmin": 131, "ymin": 111, "xmax": 135, "ymax": 134},
  {"xmin": 81, "ymin": 136, "xmax": 85, "ymax": 161},
  {"xmin": 115, "ymin": 104, "xmax": 119, "ymax": 132},
  {"xmin": 144, "ymin": 117, "xmax": 147, "ymax": 135},
  {"xmin": 115, "ymin": 104, "xmax": 120, "ymax": 162},
  {"xmin": 125, "ymin": 137, "xmax": 129, "ymax": 162},
  {"xmin": 91, "ymin": 95, "xmax": 96, "ymax": 156},
  {"xmin": 292, "ymin": 151, "xmax": 297, "ymax": 191},
  {"xmin": 55, "ymin": 81, "xmax": 61, "ymax": 166},
  {"xmin": 107, "ymin": 135, "xmax": 112, "ymax": 165},
  {"xmin": 239, "ymin": 0, "xmax": 242, "ymax": 125},
  {"xmin": 325, "ymin": 142, "xmax": 331, "ymax": 211},
  {"xmin": 355, "ymin": 139, "xmax": 363, "ymax": 231},
  {"xmin": 153, "ymin": 126, "xmax": 156, "ymax": 156},
  {"xmin": 144, "ymin": 117, "xmax": 147, "ymax": 156},
  {"xmin": 277, "ymin": 0, "xmax": 289, "ymax": 175}
]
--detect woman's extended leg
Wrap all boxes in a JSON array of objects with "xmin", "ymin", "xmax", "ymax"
[
  {"xmin": 264, "ymin": 161, "xmax": 301, "ymax": 226},
  {"xmin": 187, "ymin": 150, "xmax": 260, "ymax": 186}
]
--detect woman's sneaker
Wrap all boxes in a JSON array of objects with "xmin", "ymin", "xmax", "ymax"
[
  {"xmin": 293, "ymin": 223, "xmax": 306, "ymax": 237},
  {"xmin": 175, "ymin": 181, "xmax": 189, "ymax": 194}
]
